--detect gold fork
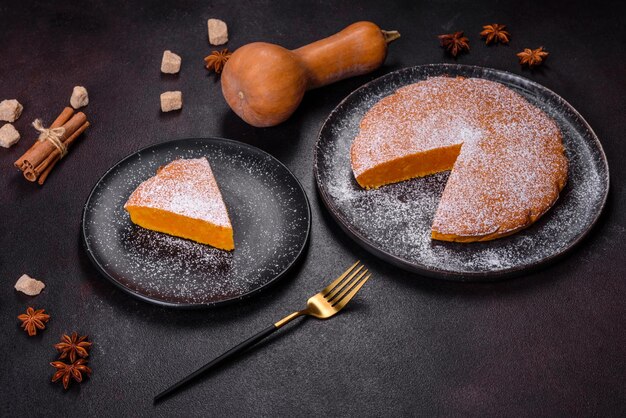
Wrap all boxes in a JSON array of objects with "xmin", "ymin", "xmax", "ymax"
[{"xmin": 154, "ymin": 261, "xmax": 370, "ymax": 403}]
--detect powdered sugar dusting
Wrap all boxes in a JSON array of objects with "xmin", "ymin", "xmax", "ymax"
[
  {"xmin": 351, "ymin": 76, "xmax": 568, "ymax": 239},
  {"xmin": 84, "ymin": 139, "xmax": 310, "ymax": 305},
  {"xmin": 315, "ymin": 65, "xmax": 608, "ymax": 278},
  {"xmin": 125, "ymin": 158, "xmax": 231, "ymax": 228}
]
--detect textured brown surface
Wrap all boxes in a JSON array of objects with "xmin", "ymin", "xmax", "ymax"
[{"xmin": 0, "ymin": 0, "xmax": 624, "ymax": 416}]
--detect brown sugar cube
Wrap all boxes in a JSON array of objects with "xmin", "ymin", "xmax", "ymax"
[
  {"xmin": 0, "ymin": 123, "xmax": 20, "ymax": 148},
  {"xmin": 14, "ymin": 274, "xmax": 46, "ymax": 296},
  {"xmin": 207, "ymin": 18, "xmax": 228, "ymax": 45},
  {"xmin": 70, "ymin": 86, "xmax": 89, "ymax": 109},
  {"xmin": 161, "ymin": 50, "xmax": 181, "ymax": 74},
  {"xmin": 160, "ymin": 91, "xmax": 182, "ymax": 112},
  {"xmin": 0, "ymin": 99, "xmax": 23, "ymax": 122}
]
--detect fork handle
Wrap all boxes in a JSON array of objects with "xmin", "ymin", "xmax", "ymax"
[{"xmin": 154, "ymin": 324, "xmax": 278, "ymax": 403}]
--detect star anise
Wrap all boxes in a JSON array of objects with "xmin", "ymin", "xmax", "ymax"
[
  {"xmin": 17, "ymin": 307, "xmax": 50, "ymax": 336},
  {"xmin": 54, "ymin": 333, "xmax": 92, "ymax": 362},
  {"xmin": 51, "ymin": 359, "xmax": 92, "ymax": 390},
  {"xmin": 480, "ymin": 24, "xmax": 510, "ymax": 45},
  {"xmin": 517, "ymin": 46, "xmax": 549, "ymax": 67},
  {"xmin": 438, "ymin": 31, "xmax": 470, "ymax": 57},
  {"xmin": 204, "ymin": 49, "xmax": 232, "ymax": 74}
]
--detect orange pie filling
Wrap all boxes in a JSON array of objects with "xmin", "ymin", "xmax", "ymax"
[
  {"xmin": 125, "ymin": 206, "xmax": 234, "ymax": 251},
  {"xmin": 353, "ymin": 144, "xmax": 462, "ymax": 189}
]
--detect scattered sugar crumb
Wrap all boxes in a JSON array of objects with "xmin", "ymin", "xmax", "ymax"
[
  {"xmin": 0, "ymin": 99, "xmax": 23, "ymax": 122},
  {"xmin": 0, "ymin": 123, "xmax": 20, "ymax": 148},
  {"xmin": 70, "ymin": 86, "xmax": 89, "ymax": 109},
  {"xmin": 161, "ymin": 50, "xmax": 181, "ymax": 74},
  {"xmin": 15, "ymin": 274, "xmax": 46, "ymax": 296},
  {"xmin": 208, "ymin": 19, "xmax": 228, "ymax": 45},
  {"xmin": 160, "ymin": 91, "xmax": 182, "ymax": 112}
]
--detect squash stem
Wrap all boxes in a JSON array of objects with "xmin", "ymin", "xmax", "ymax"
[{"xmin": 382, "ymin": 30, "xmax": 401, "ymax": 44}]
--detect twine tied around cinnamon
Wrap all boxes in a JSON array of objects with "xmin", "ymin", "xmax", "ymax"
[
  {"xmin": 32, "ymin": 119, "xmax": 67, "ymax": 158},
  {"xmin": 14, "ymin": 107, "xmax": 89, "ymax": 185}
]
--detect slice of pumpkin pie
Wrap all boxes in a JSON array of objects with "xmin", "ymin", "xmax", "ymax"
[{"xmin": 124, "ymin": 158, "xmax": 234, "ymax": 250}]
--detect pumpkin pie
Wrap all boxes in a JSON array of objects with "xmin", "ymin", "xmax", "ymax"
[
  {"xmin": 124, "ymin": 158, "xmax": 234, "ymax": 250},
  {"xmin": 350, "ymin": 76, "xmax": 568, "ymax": 242}
]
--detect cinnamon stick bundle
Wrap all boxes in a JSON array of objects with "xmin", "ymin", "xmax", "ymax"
[{"xmin": 14, "ymin": 107, "xmax": 90, "ymax": 185}]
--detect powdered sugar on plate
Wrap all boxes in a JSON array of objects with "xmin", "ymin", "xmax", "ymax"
[
  {"xmin": 83, "ymin": 138, "xmax": 310, "ymax": 306},
  {"xmin": 314, "ymin": 65, "xmax": 609, "ymax": 279}
]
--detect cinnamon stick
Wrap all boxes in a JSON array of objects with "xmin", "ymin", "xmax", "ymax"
[
  {"xmin": 37, "ymin": 121, "xmax": 90, "ymax": 185},
  {"xmin": 40, "ymin": 112, "xmax": 86, "ymax": 167},
  {"xmin": 34, "ymin": 115, "xmax": 88, "ymax": 184},
  {"xmin": 33, "ymin": 112, "xmax": 87, "ymax": 172},
  {"xmin": 51, "ymin": 107, "xmax": 75, "ymax": 128},
  {"xmin": 14, "ymin": 107, "xmax": 74, "ymax": 177},
  {"xmin": 14, "ymin": 107, "xmax": 90, "ymax": 184}
]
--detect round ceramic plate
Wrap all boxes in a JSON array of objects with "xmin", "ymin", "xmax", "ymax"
[
  {"xmin": 83, "ymin": 138, "xmax": 310, "ymax": 307},
  {"xmin": 314, "ymin": 64, "xmax": 609, "ymax": 280}
]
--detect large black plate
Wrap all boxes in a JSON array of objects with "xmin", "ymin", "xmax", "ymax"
[
  {"xmin": 83, "ymin": 138, "xmax": 310, "ymax": 307},
  {"xmin": 314, "ymin": 64, "xmax": 609, "ymax": 280}
]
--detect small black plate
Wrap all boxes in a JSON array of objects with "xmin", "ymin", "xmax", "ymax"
[
  {"xmin": 314, "ymin": 64, "xmax": 610, "ymax": 280},
  {"xmin": 82, "ymin": 138, "xmax": 310, "ymax": 307}
]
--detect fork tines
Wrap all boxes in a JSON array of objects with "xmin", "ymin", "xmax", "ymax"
[{"xmin": 323, "ymin": 261, "xmax": 370, "ymax": 306}]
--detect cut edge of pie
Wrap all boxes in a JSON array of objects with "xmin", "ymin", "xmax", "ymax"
[{"xmin": 352, "ymin": 144, "xmax": 462, "ymax": 190}]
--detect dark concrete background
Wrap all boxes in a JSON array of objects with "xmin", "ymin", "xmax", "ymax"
[{"xmin": 1, "ymin": 0, "xmax": 624, "ymax": 416}]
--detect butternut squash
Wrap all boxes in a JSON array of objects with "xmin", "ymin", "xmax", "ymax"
[{"xmin": 221, "ymin": 21, "xmax": 400, "ymax": 127}]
